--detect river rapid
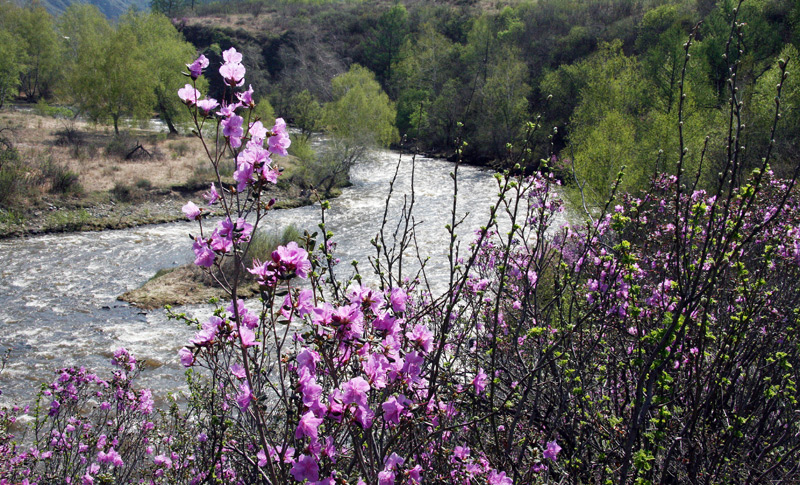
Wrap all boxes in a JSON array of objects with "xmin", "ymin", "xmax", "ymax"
[{"xmin": 0, "ymin": 150, "xmax": 523, "ymax": 407}]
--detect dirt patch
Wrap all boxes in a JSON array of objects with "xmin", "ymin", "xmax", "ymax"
[{"xmin": 118, "ymin": 263, "xmax": 261, "ymax": 310}]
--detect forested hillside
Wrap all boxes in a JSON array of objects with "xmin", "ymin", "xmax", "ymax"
[
  {"xmin": 2, "ymin": 0, "xmax": 798, "ymax": 202},
  {"xmin": 171, "ymin": 0, "xmax": 800, "ymax": 201},
  {"xmin": 16, "ymin": 0, "xmax": 148, "ymax": 19}
]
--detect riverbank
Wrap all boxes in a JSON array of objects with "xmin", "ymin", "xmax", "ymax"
[
  {"xmin": 0, "ymin": 183, "xmax": 314, "ymax": 239},
  {"xmin": 0, "ymin": 110, "xmax": 313, "ymax": 239}
]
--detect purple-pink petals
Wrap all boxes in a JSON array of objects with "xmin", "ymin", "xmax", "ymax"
[
  {"xmin": 268, "ymin": 118, "xmax": 291, "ymax": 156},
  {"xmin": 203, "ymin": 182, "xmax": 219, "ymax": 205},
  {"xmin": 543, "ymin": 440, "xmax": 561, "ymax": 461},
  {"xmin": 178, "ymin": 84, "xmax": 201, "ymax": 106},
  {"xmin": 290, "ymin": 454, "xmax": 319, "ymax": 482},
  {"xmin": 186, "ymin": 54, "xmax": 209, "ymax": 79},
  {"xmin": 472, "ymin": 368, "xmax": 488, "ymax": 395},
  {"xmin": 192, "ymin": 236, "xmax": 215, "ymax": 267},
  {"xmin": 182, "ymin": 201, "xmax": 201, "ymax": 220},
  {"xmin": 196, "ymin": 97, "xmax": 219, "ymax": 116}
]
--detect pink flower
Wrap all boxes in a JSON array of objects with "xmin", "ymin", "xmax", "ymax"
[
  {"xmin": 406, "ymin": 324, "xmax": 434, "ymax": 354},
  {"xmin": 154, "ymin": 454, "xmax": 172, "ymax": 468},
  {"xmin": 222, "ymin": 47, "xmax": 242, "ymax": 64},
  {"xmin": 236, "ymin": 382, "xmax": 253, "ymax": 410},
  {"xmin": 217, "ymin": 102, "xmax": 239, "ymax": 118},
  {"xmin": 203, "ymin": 183, "xmax": 219, "ymax": 205},
  {"xmin": 543, "ymin": 440, "xmax": 561, "ymax": 461},
  {"xmin": 178, "ymin": 84, "xmax": 201, "ymax": 105},
  {"xmin": 472, "ymin": 368, "xmax": 488, "ymax": 395},
  {"xmin": 182, "ymin": 201, "xmax": 201, "ymax": 220},
  {"xmin": 408, "ymin": 465, "xmax": 422, "ymax": 483},
  {"xmin": 219, "ymin": 61, "xmax": 245, "ymax": 87},
  {"xmin": 192, "ymin": 237, "xmax": 215, "ymax": 267},
  {"xmin": 97, "ymin": 447, "xmax": 124, "ymax": 467},
  {"xmin": 238, "ymin": 326, "xmax": 260, "ymax": 348},
  {"xmin": 272, "ymin": 242, "xmax": 311, "ymax": 278},
  {"xmin": 178, "ymin": 347, "xmax": 194, "ymax": 367},
  {"xmin": 453, "ymin": 445, "xmax": 470, "ymax": 460},
  {"xmin": 382, "ymin": 396, "xmax": 404, "ymax": 424},
  {"xmin": 268, "ymin": 118, "xmax": 290, "ymax": 156},
  {"xmin": 297, "ymin": 348, "xmax": 321, "ymax": 374},
  {"xmin": 342, "ymin": 377, "xmax": 370, "ymax": 407},
  {"xmin": 230, "ymin": 363, "xmax": 246, "ymax": 379},
  {"xmin": 354, "ymin": 404, "xmax": 374, "ymax": 428},
  {"xmin": 295, "ymin": 410, "xmax": 323, "ymax": 441},
  {"xmin": 290, "ymin": 454, "xmax": 319, "ymax": 482},
  {"xmin": 196, "ymin": 97, "xmax": 219, "ymax": 116},
  {"xmin": 186, "ymin": 54, "xmax": 209, "ymax": 79},
  {"xmin": 249, "ymin": 120, "xmax": 268, "ymax": 142},
  {"xmin": 389, "ymin": 287, "xmax": 407, "ymax": 313},
  {"xmin": 378, "ymin": 470, "xmax": 396, "ymax": 485},
  {"xmin": 487, "ymin": 470, "xmax": 512, "ymax": 485},
  {"xmin": 222, "ymin": 114, "xmax": 244, "ymax": 139},
  {"xmin": 237, "ymin": 84, "xmax": 255, "ymax": 107}
]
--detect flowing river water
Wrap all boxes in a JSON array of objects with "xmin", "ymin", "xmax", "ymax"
[{"xmin": 0, "ymin": 150, "xmax": 536, "ymax": 407}]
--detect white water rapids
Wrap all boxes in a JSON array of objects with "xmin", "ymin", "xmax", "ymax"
[{"xmin": 0, "ymin": 151, "xmax": 518, "ymax": 407}]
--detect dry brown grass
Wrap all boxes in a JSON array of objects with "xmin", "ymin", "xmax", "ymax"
[{"xmin": 0, "ymin": 111, "xmax": 207, "ymax": 192}]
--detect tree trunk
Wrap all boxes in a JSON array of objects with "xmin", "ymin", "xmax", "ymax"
[{"xmin": 159, "ymin": 102, "xmax": 179, "ymax": 135}]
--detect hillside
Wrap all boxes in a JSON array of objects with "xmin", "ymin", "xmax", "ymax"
[{"xmin": 20, "ymin": 0, "xmax": 148, "ymax": 18}]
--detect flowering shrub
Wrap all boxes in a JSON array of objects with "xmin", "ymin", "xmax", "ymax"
[{"xmin": 2, "ymin": 38, "xmax": 800, "ymax": 485}]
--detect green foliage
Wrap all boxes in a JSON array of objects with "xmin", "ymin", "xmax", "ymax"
[
  {"xmin": 253, "ymin": 97, "xmax": 275, "ymax": 127},
  {"xmin": 0, "ymin": 28, "xmax": 23, "ymax": 108},
  {"xmin": 0, "ymin": 140, "xmax": 22, "ymax": 207},
  {"xmin": 66, "ymin": 13, "xmax": 154, "ymax": 133},
  {"xmin": 3, "ymin": 2, "xmax": 61, "ymax": 101},
  {"xmin": 34, "ymin": 100, "xmax": 75, "ymax": 119},
  {"xmin": 289, "ymin": 90, "xmax": 321, "ymax": 141},
  {"xmin": 362, "ymin": 4, "xmax": 409, "ymax": 94},
  {"xmin": 323, "ymin": 64, "xmax": 398, "ymax": 147},
  {"xmin": 750, "ymin": 45, "xmax": 800, "ymax": 177},
  {"xmin": 563, "ymin": 42, "xmax": 654, "ymax": 200},
  {"xmin": 304, "ymin": 64, "xmax": 398, "ymax": 196},
  {"xmin": 124, "ymin": 12, "xmax": 205, "ymax": 134},
  {"xmin": 151, "ymin": 0, "xmax": 187, "ymax": 17},
  {"xmin": 288, "ymin": 133, "xmax": 315, "ymax": 164}
]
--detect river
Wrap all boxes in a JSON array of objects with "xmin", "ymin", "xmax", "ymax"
[{"xmin": 0, "ymin": 150, "xmax": 525, "ymax": 407}]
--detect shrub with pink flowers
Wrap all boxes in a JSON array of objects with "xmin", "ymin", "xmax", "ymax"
[{"xmin": 2, "ymin": 28, "xmax": 800, "ymax": 485}]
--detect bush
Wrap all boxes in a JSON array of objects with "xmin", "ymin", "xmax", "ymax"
[
  {"xmin": 111, "ymin": 182, "xmax": 133, "ymax": 202},
  {"xmin": 3, "ymin": 40, "xmax": 799, "ymax": 485},
  {"xmin": 169, "ymin": 140, "xmax": 190, "ymax": 157},
  {"xmin": 105, "ymin": 132, "xmax": 135, "ymax": 159},
  {"xmin": 0, "ymin": 144, "xmax": 22, "ymax": 207},
  {"xmin": 135, "ymin": 178, "xmax": 152, "ymax": 190},
  {"xmin": 41, "ymin": 158, "xmax": 82, "ymax": 195}
]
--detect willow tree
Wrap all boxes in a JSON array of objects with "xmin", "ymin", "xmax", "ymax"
[
  {"xmin": 124, "ymin": 12, "xmax": 203, "ymax": 134},
  {"xmin": 3, "ymin": 2, "xmax": 60, "ymax": 101},
  {"xmin": 303, "ymin": 65, "xmax": 398, "ymax": 196}
]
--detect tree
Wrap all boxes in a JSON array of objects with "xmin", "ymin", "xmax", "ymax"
[
  {"xmin": 58, "ymin": 4, "xmax": 112, "ymax": 114},
  {"xmin": 0, "ymin": 29, "xmax": 23, "ymax": 108},
  {"xmin": 472, "ymin": 47, "xmax": 530, "ymax": 161},
  {"xmin": 565, "ymin": 41, "xmax": 655, "ymax": 201},
  {"xmin": 69, "ymin": 21, "xmax": 156, "ymax": 134},
  {"xmin": 310, "ymin": 65, "xmax": 398, "ymax": 196},
  {"xmin": 289, "ymin": 90, "xmax": 321, "ymax": 142},
  {"xmin": 123, "ymin": 12, "xmax": 202, "ymax": 134},
  {"xmin": 11, "ymin": 2, "xmax": 61, "ymax": 101},
  {"xmin": 150, "ymin": 0, "xmax": 186, "ymax": 17},
  {"xmin": 363, "ymin": 4, "xmax": 409, "ymax": 95}
]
